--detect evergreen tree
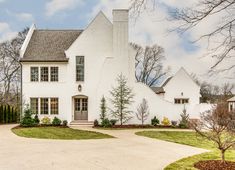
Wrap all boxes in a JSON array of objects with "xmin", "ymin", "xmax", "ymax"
[
  {"xmin": 100, "ymin": 96, "xmax": 107, "ymax": 121},
  {"xmin": 179, "ymin": 106, "xmax": 189, "ymax": 128},
  {"xmin": 0, "ymin": 105, "xmax": 3, "ymax": 123},
  {"xmin": 7, "ymin": 105, "xmax": 11, "ymax": 123},
  {"xmin": 110, "ymin": 74, "xmax": 134, "ymax": 125},
  {"xmin": 3, "ymin": 106, "xmax": 6, "ymax": 123}
]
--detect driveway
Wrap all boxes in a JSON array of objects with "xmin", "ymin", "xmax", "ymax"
[{"xmin": 0, "ymin": 124, "xmax": 207, "ymax": 170}]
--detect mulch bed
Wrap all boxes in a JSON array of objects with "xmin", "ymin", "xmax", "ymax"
[
  {"xmin": 12, "ymin": 125, "xmax": 68, "ymax": 129},
  {"xmin": 194, "ymin": 160, "xmax": 235, "ymax": 170},
  {"xmin": 95, "ymin": 124, "xmax": 179, "ymax": 129}
]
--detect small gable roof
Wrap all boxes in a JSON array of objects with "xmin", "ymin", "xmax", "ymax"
[
  {"xmin": 228, "ymin": 96, "xmax": 235, "ymax": 102},
  {"xmin": 20, "ymin": 30, "xmax": 82, "ymax": 62},
  {"xmin": 151, "ymin": 87, "xmax": 165, "ymax": 94},
  {"xmin": 161, "ymin": 77, "xmax": 172, "ymax": 87}
]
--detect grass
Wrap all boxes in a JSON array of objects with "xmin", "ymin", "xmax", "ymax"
[
  {"xmin": 12, "ymin": 126, "xmax": 113, "ymax": 140},
  {"xmin": 136, "ymin": 131, "xmax": 235, "ymax": 170}
]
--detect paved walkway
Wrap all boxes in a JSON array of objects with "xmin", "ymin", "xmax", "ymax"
[{"xmin": 0, "ymin": 124, "xmax": 207, "ymax": 170}]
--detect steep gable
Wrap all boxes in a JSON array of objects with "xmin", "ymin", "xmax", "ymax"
[{"xmin": 164, "ymin": 67, "xmax": 200, "ymax": 89}]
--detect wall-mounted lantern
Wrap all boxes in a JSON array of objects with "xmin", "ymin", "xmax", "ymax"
[
  {"xmin": 181, "ymin": 92, "xmax": 183, "ymax": 96},
  {"xmin": 78, "ymin": 84, "xmax": 82, "ymax": 92}
]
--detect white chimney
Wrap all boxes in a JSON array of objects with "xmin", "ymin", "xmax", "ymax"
[{"xmin": 112, "ymin": 9, "xmax": 129, "ymax": 59}]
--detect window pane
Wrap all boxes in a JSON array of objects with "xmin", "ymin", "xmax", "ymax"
[
  {"xmin": 41, "ymin": 67, "xmax": 48, "ymax": 81},
  {"xmin": 40, "ymin": 98, "xmax": 48, "ymax": 114},
  {"xmin": 30, "ymin": 98, "xmax": 38, "ymax": 114},
  {"xmin": 30, "ymin": 67, "xmax": 38, "ymax": 82},
  {"xmin": 50, "ymin": 67, "xmax": 58, "ymax": 82},
  {"xmin": 76, "ymin": 56, "xmax": 84, "ymax": 81},
  {"xmin": 82, "ymin": 98, "xmax": 88, "ymax": 111},
  {"xmin": 50, "ymin": 98, "xmax": 58, "ymax": 114},
  {"xmin": 75, "ymin": 98, "xmax": 80, "ymax": 111}
]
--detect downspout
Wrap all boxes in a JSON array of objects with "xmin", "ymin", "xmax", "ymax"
[{"xmin": 19, "ymin": 62, "xmax": 23, "ymax": 122}]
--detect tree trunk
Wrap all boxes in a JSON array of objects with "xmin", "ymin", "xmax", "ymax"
[{"xmin": 221, "ymin": 149, "xmax": 225, "ymax": 163}]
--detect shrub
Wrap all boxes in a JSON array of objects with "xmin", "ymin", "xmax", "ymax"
[
  {"xmin": 20, "ymin": 106, "xmax": 35, "ymax": 127},
  {"xmin": 41, "ymin": 117, "xmax": 51, "ymax": 125},
  {"xmin": 52, "ymin": 117, "xmax": 61, "ymax": 126},
  {"xmin": 151, "ymin": 116, "xmax": 160, "ymax": 126},
  {"xmin": 62, "ymin": 120, "xmax": 68, "ymax": 126},
  {"xmin": 101, "ymin": 118, "xmax": 111, "ymax": 128},
  {"xmin": 34, "ymin": 114, "xmax": 40, "ymax": 125},
  {"xmin": 100, "ymin": 96, "xmax": 107, "ymax": 121},
  {"xmin": 161, "ymin": 117, "xmax": 170, "ymax": 126},
  {"xmin": 171, "ymin": 120, "xmax": 178, "ymax": 127},
  {"xmin": 110, "ymin": 119, "xmax": 117, "ymax": 126},
  {"xmin": 93, "ymin": 119, "xmax": 99, "ymax": 127}
]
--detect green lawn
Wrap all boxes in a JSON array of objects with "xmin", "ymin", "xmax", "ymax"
[
  {"xmin": 136, "ymin": 131, "xmax": 235, "ymax": 170},
  {"xmin": 12, "ymin": 126, "xmax": 113, "ymax": 140}
]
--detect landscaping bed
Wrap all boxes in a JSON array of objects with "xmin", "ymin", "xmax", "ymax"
[
  {"xmin": 194, "ymin": 160, "xmax": 235, "ymax": 170},
  {"xmin": 12, "ymin": 126, "xmax": 113, "ymax": 140},
  {"xmin": 94, "ymin": 124, "xmax": 179, "ymax": 129}
]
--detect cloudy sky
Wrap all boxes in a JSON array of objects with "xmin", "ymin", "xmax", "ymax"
[{"xmin": 0, "ymin": 0, "xmax": 234, "ymax": 86}]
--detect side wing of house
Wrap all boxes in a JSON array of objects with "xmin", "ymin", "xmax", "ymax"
[{"xmin": 163, "ymin": 67, "xmax": 201, "ymax": 105}]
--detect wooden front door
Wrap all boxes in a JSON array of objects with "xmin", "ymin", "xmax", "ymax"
[{"xmin": 74, "ymin": 97, "xmax": 88, "ymax": 120}]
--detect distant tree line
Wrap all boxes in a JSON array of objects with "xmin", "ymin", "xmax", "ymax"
[{"xmin": 0, "ymin": 105, "xmax": 19, "ymax": 123}]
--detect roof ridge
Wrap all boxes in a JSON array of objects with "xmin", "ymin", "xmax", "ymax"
[{"xmin": 36, "ymin": 29, "xmax": 83, "ymax": 31}]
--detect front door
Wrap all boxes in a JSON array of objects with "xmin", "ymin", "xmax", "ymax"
[{"xmin": 74, "ymin": 97, "xmax": 88, "ymax": 120}]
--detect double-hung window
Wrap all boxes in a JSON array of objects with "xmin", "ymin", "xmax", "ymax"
[
  {"xmin": 50, "ymin": 98, "xmax": 59, "ymax": 114},
  {"xmin": 40, "ymin": 98, "xmax": 49, "ymax": 114},
  {"xmin": 41, "ymin": 67, "xmax": 49, "ymax": 82},
  {"xmin": 30, "ymin": 98, "xmax": 38, "ymax": 114},
  {"xmin": 50, "ymin": 67, "xmax": 58, "ymax": 82},
  {"xmin": 30, "ymin": 67, "xmax": 39, "ymax": 82},
  {"xmin": 76, "ymin": 56, "xmax": 84, "ymax": 81}
]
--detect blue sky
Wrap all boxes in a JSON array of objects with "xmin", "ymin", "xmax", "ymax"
[{"xmin": 0, "ymin": 0, "xmax": 231, "ymax": 85}]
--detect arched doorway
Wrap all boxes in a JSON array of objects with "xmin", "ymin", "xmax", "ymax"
[{"xmin": 73, "ymin": 95, "xmax": 88, "ymax": 120}]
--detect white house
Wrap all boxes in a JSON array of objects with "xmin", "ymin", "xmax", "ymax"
[
  {"xmin": 20, "ymin": 9, "xmax": 209, "ymax": 125},
  {"xmin": 228, "ymin": 96, "xmax": 235, "ymax": 112}
]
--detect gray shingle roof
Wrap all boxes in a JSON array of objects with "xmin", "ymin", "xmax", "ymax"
[
  {"xmin": 20, "ymin": 30, "xmax": 82, "ymax": 62},
  {"xmin": 151, "ymin": 87, "xmax": 165, "ymax": 94},
  {"xmin": 161, "ymin": 77, "xmax": 172, "ymax": 87}
]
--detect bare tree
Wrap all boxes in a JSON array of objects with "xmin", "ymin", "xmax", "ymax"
[
  {"xmin": 136, "ymin": 98, "xmax": 150, "ymax": 125},
  {"xmin": 190, "ymin": 73, "xmax": 234, "ymax": 103},
  {"xmin": 193, "ymin": 102, "xmax": 235, "ymax": 162},
  {"xmin": 0, "ymin": 28, "xmax": 28, "ymax": 105},
  {"xmin": 130, "ymin": 0, "xmax": 235, "ymax": 74},
  {"xmin": 132, "ymin": 43, "xmax": 170, "ymax": 87}
]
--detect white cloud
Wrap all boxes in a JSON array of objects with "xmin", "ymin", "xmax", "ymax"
[
  {"xmin": 45, "ymin": 0, "xmax": 84, "ymax": 16},
  {"xmin": 5, "ymin": 10, "xmax": 34, "ymax": 22},
  {"xmin": 0, "ymin": 22, "xmax": 17, "ymax": 42},
  {"xmin": 17, "ymin": 13, "xmax": 34, "ymax": 22}
]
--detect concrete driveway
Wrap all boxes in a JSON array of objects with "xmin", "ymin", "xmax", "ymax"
[{"xmin": 0, "ymin": 124, "xmax": 207, "ymax": 170}]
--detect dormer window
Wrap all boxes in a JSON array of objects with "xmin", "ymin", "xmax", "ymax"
[{"xmin": 76, "ymin": 56, "xmax": 84, "ymax": 81}]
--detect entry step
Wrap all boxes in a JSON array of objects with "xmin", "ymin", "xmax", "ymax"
[{"xmin": 70, "ymin": 120, "xmax": 94, "ymax": 126}]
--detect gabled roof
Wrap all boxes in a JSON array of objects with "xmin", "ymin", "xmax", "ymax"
[
  {"xmin": 20, "ymin": 30, "xmax": 82, "ymax": 62},
  {"xmin": 228, "ymin": 96, "xmax": 235, "ymax": 102},
  {"xmin": 151, "ymin": 87, "xmax": 165, "ymax": 94},
  {"xmin": 161, "ymin": 77, "xmax": 172, "ymax": 87}
]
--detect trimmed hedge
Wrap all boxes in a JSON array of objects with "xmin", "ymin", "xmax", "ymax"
[{"xmin": 0, "ymin": 105, "xmax": 19, "ymax": 124}]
